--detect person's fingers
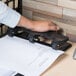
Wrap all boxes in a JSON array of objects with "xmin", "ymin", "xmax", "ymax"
[{"xmin": 49, "ymin": 22, "xmax": 60, "ymax": 31}]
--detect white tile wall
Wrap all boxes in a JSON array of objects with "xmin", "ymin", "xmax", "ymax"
[{"xmin": 58, "ymin": 0, "xmax": 76, "ymax": 9}]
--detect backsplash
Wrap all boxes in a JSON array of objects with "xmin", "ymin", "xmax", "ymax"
[{"xmin": 23, "ymin": 0, "xmax": 76, "ymax": 42}]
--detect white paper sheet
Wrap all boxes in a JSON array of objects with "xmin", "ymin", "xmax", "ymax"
[
  {"xmin": 0, "ymin": 36, "xmax": 64, "ymax": 76},
  {"xmin": 0, "ymin": 68, "xmax": 16, "ymax": 76}
]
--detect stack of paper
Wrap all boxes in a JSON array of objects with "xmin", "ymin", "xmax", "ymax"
[
  {"xmin": 0, "ymin": 36, "xmax": 64, "ymax": 76},
  {"xmin": 0, "ymin": 68, "xmax": 16, "ymax": 76}
]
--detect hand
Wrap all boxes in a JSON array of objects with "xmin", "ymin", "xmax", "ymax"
[
  {"xmin": 18, "ymin": 16, "xmax": 59, "ymax": 32},
  {"xmin": 31, "ymin": 20, "xmax": 60, "ymax": 32}
]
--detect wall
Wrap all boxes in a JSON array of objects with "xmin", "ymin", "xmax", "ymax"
[{"xmin": 23, "ymin": 0, "xmax": 76, "ymax": 42}]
